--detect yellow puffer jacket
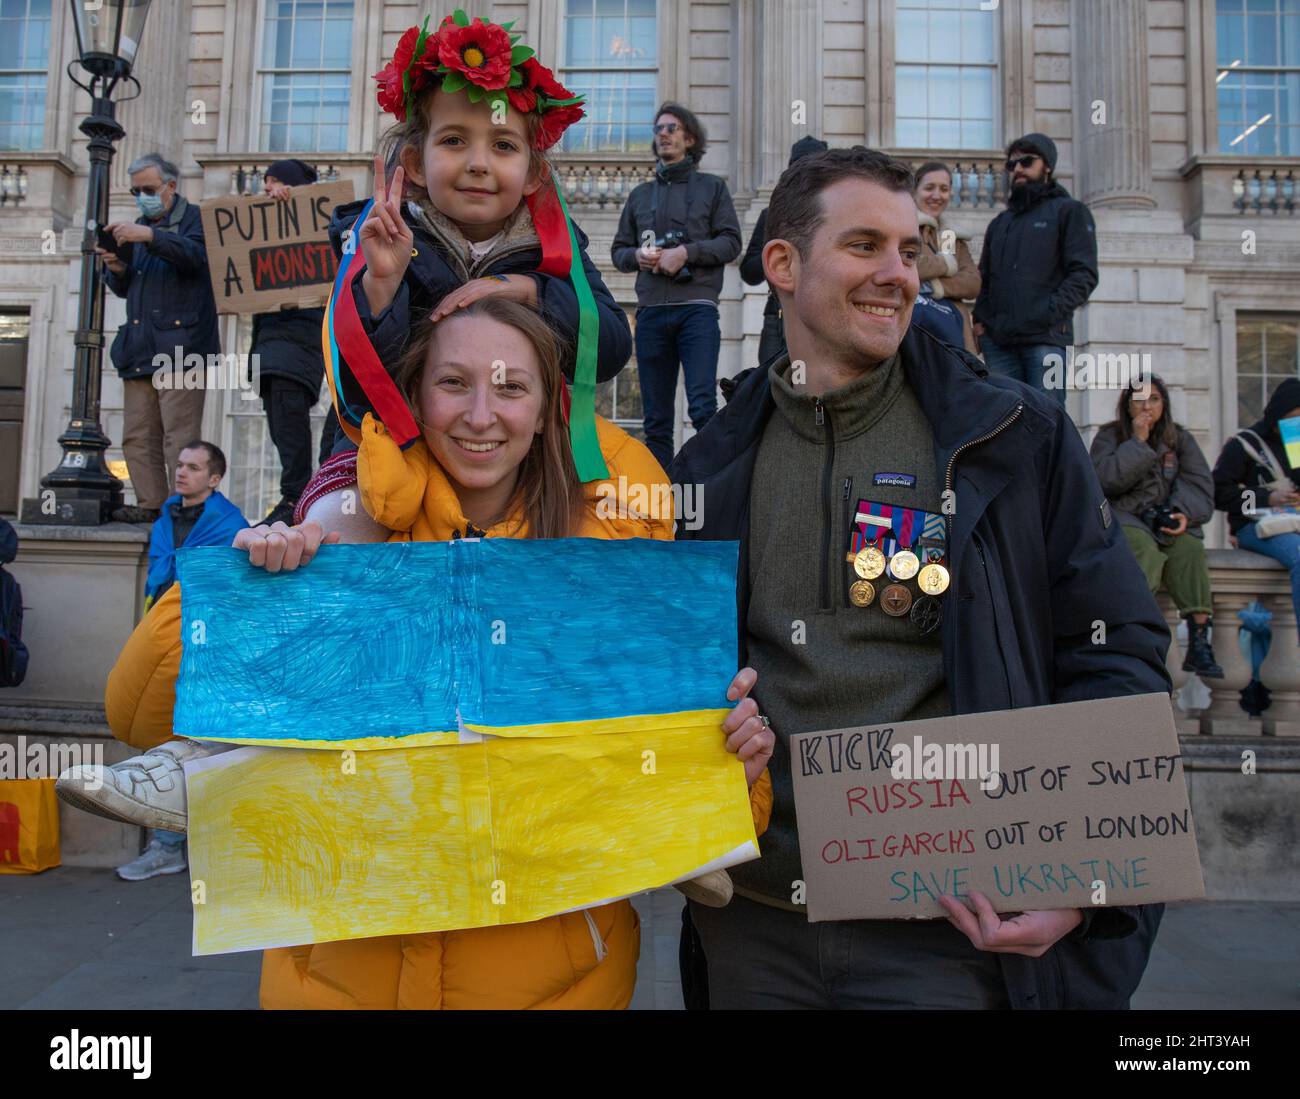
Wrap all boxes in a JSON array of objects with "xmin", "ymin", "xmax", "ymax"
[{"xmin": 105, "ymin": 414, "xmax": 773, "ymax": 1009}]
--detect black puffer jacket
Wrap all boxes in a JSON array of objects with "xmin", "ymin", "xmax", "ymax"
[
  {"xmin": 739, "ymin": 209, "xmax": 780, "ymax": 319},
  {"xmin": 672, "ymin": 324, "xmax": 1171, "ymax": 1010},
  {"xmin": 251, "ymin": 306, "xmax": 326, "ymax": 394},
  {"xmin": 610, "ymin": 157, "xmax": 741, "ymax": 306},
  {"xmin": 1214, "ymin": 378, "xmax": 1300, "ymax": 535},
  {"xmin": 973, "ymin": 181, "xmax": 1098, "ymax": 347}
]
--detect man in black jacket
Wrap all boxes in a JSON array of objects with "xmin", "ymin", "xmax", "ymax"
[
  {"xmin": 671, "ymin": 147, "xmax": 1169, "ymax": 1010},
  {"xmin": 740, "ymin": 137, "xmax": 829, "ymax": 368},
  {"xmin": 101, "ymin": 153, "xmax": 221, "ymax": 523},
  {"xmin": 973, "ymin": 133, "xmax": 1098, "ymax": 407},
  {"xmin": 254, "ymin": 160, "xmax": 328, "ymax": 526},
  {"xmin": 611, "ymin": 102, "xmax": 741, "ymax": 471}
]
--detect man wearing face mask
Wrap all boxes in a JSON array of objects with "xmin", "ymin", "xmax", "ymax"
[
  {"xmin": 100, "ymin": 153, "xmax": 221, "ymax": 524},
  {"xmin": 972, "ymin": 133, "xmax": 1098, "ymax": 406}
]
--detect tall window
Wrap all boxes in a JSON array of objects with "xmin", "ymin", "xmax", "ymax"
[
  {"xmin": 258, "ymin": 0, "xmax": 354, "ymax": 153},
  {"xmin": 0, "ymin": 0, "xmax": 50, "ymax": 152},
  {"xmin": 1238, "ymin": 313, "xmax": 1299, "ymax": 429},
  {"xmin": 894, "ymin": 0, "xmax": 999, "ymax": 150},
  {"xmin": 559, "ymin": 0, "xmax": 658, "ymax": 154},
  {"xmin": 1216, "ymin": 0, "xmax": 1300, "ymax": 155}
]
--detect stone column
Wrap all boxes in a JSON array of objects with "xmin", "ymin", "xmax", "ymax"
[
  {"xmin": 1071, "ymin": 0, "xmax": 1155, "ymax": 209},
  {"xmin": 757, "ymin": 0, "xmax": 823, "ymax": 190},
  {"xmin": 111, "ymin": 0, "xmax": 192, "ymax": 194}
]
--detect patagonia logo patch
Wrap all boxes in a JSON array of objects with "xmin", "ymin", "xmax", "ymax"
[{"xmin": 873, "ymin": 472, "xmax": 916, "ymax": 488}]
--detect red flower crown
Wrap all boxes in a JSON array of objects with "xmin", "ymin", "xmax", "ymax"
[{"xmin": 374, "ymin": 10, "xmax": 585, "ymax": 150}]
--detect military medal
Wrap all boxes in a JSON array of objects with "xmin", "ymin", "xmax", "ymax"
[
  {"xmin": 887, "ymin": 549, "xmax": 920, "ymax": 580},
  {"xmin": 880, "ymin": 583, "xmax": 912, "ymax": 616},
  {"xmin": 917, "ymin": 563, "xmax": 950, "ymax": 595},
  {"xmin": 853, "ymin": 545, "xmax": 886, "ymax": 580},
  {"xmin": 910, "ymin": 594, "xmax": 942, "ymax": 635},
  {"xmin": 849, "ymin": 579, "xmax": 876, "ymax": 607}
]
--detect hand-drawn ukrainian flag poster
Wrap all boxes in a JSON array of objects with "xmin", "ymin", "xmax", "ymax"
[
  {"xmin": 1280, "ymin": 414, "xmax": 1300, "ymax": 469},
  {"xmin": 175, "ymin": 540, "xmax": 758, "ymax": 955}
]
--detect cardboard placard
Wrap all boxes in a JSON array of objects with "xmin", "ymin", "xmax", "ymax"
[
  {"xmin": 200, "ymin": 180, "xmax": 355, "ymax": 314},
  {"xmin": 789, "ymin": 693, "xmax": 1205, "ymax": 921}
]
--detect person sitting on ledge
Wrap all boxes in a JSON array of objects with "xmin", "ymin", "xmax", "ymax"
[
  {"xmin": 1090, "ymin": 374, "xmax": 1223, "ymax": 679},
  {"xmin": 1212, "ymin": 377, "xmax": 1300, "ymax": 642}
]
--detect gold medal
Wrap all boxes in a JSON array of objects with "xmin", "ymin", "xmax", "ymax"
[
  {"xmin": 917, "ymin": 563, "xmax": 950, "ymax": 595},
  {"xmin": 853, "ymin": 544, "xmax": 886, "ymax": 580},
  {"xmin": 849, "ymin": 579, "xmax": 876, "ymax": 607},
  {"xmin": 888, "ymin": 549, "xmax": 920, "ymax": 580},
  {"xmin": 880, "ymin": 583, "xmax": 913, "ymax": 617}
]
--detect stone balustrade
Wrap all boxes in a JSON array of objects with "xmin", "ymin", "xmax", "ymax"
[
  {"xmin": 553, "ymin": 157, "xmax": 656, "ymax": 209},
  {"xmin": 899, "ymin": 156, "xmax": 1008, "ymax": 209},
  {"xmin": 1159, "ymin": 548, "xmax": 1297, "ymax": 737},
  {"xmin": 1180, "ymin": 154, "xmax": 1300, "ymax": 229},
  {"xmin": 1233, "ymin": 167, "xmax": 1298, "ymax": 216}
]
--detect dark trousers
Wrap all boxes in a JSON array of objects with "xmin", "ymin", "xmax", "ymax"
[
  {"xmin": 634, "ymin": 304, "xmax": 721, "ymax": 472},
  {"xmin": 980, "ymin": 339, "xmax": 1068, "ymax": 407},
  {"xmin": 687, "ymin": 893, "xmax": 1009, "ymax": 1009},
  {"xmin": 757, "ymin": 311, "xmax": 786, "ymax": 368},
  {"xmin": 260, "ymin": 375, "xmax": 315, "ymax": 502}
]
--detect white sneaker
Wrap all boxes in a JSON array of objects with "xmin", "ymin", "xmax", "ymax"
[
  {"xmin": 116, "ymin": 835, "xmax": 188, "ymax": 881},
  {"xmin": 56, "ymin": 739, "xmax": 231, "ymax": 833}
]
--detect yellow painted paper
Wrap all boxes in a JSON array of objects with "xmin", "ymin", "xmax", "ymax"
[{"xmin": 187, "ymin": 717, "xmax": 757, "ymax": 955}]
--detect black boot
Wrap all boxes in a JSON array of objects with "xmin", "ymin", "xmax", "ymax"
[
  {"xmin": 263, "ymin": 498, "xmax": 297, "ymax": 527},
  {"xmin": 1182, "ymin": 617, "xmax": 1224, "ymax": 679}
]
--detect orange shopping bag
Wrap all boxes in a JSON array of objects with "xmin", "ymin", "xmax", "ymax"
[{"xmin": 0, "ymin": 778, "xmax": 61, "ymax": 874}]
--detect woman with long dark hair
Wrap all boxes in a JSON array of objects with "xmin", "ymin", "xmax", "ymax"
[{"xmin": 1090, "ymin": 375, "xmax": 1223, "ymax": 678}]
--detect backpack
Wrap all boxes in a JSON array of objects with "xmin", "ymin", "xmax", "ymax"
[{"xmin": 0, "ymin": 565, "xmax": 27, "ymax": 688}]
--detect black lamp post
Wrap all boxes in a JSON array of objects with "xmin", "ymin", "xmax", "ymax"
[{"xmin": 23, "ymin": 0, "xmax": 153, "ymax": 525}]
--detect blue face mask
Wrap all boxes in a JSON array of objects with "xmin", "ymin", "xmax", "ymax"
[{"xmin": 135, "ymin": 192, "xmax": 165, "ymax": 218}]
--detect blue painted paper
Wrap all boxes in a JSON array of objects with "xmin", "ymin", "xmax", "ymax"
[{"xmin": 174, "ymin": 539, "xmax": 739, "ymax": 745}]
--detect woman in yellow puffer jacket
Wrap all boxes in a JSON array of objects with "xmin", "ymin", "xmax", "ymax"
[{"xmin": 104, "ymin": 297, "xmax": 774, "ymax": 1009}]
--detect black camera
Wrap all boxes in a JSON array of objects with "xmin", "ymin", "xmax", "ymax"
[
  {"xmin": 654, "ymin": 229, "xmax": 692, "ymax": 283},
  {"xmin": 1141, "ymin": 503, "xmax": 1179, "ymax": 546}
]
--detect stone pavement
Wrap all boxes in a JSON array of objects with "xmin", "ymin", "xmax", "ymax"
[{"xmin": 1, "ymin": 867, "xmax": 1295, "ymax": 1010}]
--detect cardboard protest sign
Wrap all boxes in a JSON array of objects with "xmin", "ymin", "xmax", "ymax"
[
  {"xmin": 789, "ymin": 693, "xmax": 1204, "ymax": 920},
  {"xmin": 200, "ymin": 180, "xmax": 355, "ymax": 314}
]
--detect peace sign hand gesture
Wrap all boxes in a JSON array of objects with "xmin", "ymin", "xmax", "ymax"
[{"xmin": 359, "ymin": 153, "xmax": 414, "ymax": 285}]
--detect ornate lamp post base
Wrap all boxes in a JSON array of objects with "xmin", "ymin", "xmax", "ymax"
[{"xmin": 20, "ymin": 417, "xmax": 124, "ymax": 525}]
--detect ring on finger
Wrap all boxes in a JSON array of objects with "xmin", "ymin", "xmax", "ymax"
[{"xmin": 758, "ymin": 715, "xmax": 771, "ymax": 729}]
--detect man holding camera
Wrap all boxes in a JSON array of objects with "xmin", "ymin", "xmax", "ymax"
[{"xmin": 612, "ymin": 102, "xmax": 741, "ymax": 471}]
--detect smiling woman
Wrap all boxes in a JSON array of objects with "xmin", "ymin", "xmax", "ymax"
[{"xmin": 392, "ymin": 296, "xmax": 582, "ymax": 538}]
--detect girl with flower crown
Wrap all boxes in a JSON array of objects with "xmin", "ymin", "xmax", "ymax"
[{"xmin": 314, "ymin": 11, "xmax": 632, "ymax": 489}]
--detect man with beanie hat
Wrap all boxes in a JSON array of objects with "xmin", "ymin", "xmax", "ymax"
[
  {"xmin": 972, "ymin": 132, "xmax": 1098, "ymax": 406},
  {"xmin": 741, "ymin": 137, "xmax": 830, "ymax": 368},
  {"xmin": 253, "ymin": 159, "xmax": 328, "ymax": 525}
]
